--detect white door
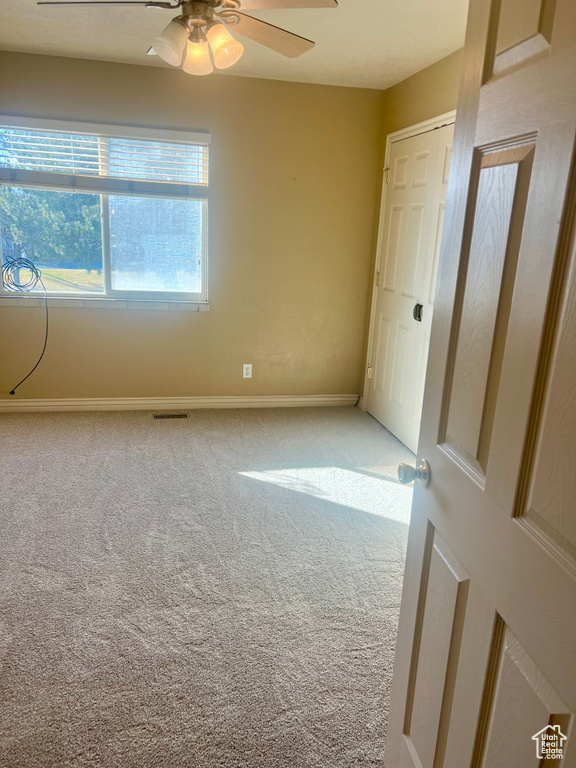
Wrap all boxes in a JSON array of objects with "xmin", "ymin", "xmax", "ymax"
[
  {"xmin": 386, "ymin": 0, "xmax": 576, "ymax": 766},
  {"xmin": 367, "ymin": 122, "xmax": 454, "ymax": 453}
]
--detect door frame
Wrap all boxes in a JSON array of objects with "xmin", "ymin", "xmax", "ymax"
[{"xmin": 360, "ymin": 110, "xmax": 457, "ymax": 414}]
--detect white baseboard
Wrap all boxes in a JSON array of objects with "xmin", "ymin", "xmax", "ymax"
[{"xmin": 0, "ymin": 394, "xmax": 359, "ymax": 413}]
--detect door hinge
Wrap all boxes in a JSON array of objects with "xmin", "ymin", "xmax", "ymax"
[
  {"xmin": 367, "ymin": 364, "xmax": 372, "ymax": 380},
  {"xmin": 375, "ymin": 271, "xmax": 380, "ymax": 287},
  {"xmin": 384, "ymin": 168, "xmax": 389, "ymax": 184}
]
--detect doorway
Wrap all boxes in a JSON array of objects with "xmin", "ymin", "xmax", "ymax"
[{"xmin": 363, "ymin": 113, "xmax": 455, "ymax": 453}]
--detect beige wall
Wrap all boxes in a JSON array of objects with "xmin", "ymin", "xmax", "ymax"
[
  {"xmin": 0, "ymin": 49, "xmax": 463, "ymax": 402},
  {"xmin": 380, "ymin": 49, "xmax": 463, "ymax": 150},
  {"xmin": 0, "ymin": 51, "xmax": 385, "ymax": 399}
]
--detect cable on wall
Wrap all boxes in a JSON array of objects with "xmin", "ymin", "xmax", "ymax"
[{"xmin": 2, "ymin": 256, "xmax": 49, "ymax": 395}]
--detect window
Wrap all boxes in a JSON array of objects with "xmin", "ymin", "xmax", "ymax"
[{"xmin": 0, "ymin": 117, "xmax": 210, "ymax": 304}]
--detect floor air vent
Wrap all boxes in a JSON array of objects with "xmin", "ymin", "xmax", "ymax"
[{"xmin": 153, "ymin": 413, "xmax": 189, "ymax": 420}]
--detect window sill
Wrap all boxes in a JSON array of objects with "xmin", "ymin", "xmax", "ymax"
[{"xmin": 0, "ymin": 296, "xmax": 210, "ymax": 311}]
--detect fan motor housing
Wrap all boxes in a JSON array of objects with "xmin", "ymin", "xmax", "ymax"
[{"xmin": 181, "ymin": 1, "xmax": 215, "ymax": 24}]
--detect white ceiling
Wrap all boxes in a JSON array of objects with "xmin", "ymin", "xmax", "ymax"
[{"xmin": 0, "ymin": 0, "xmax": 468, "ymax": 90}]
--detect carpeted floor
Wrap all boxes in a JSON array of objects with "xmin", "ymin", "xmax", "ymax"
[{"xmin": 0, "ymin": 406, "xmax": 414, "ymax": 768}]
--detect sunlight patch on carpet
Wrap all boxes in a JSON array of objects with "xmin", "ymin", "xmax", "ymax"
[{"xmin": 240, "ymin": 466, "xmax": 413, "ymax": 524}]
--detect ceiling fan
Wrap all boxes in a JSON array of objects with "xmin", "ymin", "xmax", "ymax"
[{"xmin": 36, "ymin": 0, "xmax": 338, "ymax": 75}]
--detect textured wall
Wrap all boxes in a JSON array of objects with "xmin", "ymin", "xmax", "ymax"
[
  {"xmin": 0, "ymin": 52, "xmax": 384, "ymax": 399},
  {"xmin": 0, "ymin": 48, "xmax": 463, "ymax": 401},
  {"xmin": 379, "ymin": 49, "xmax": 463, "ymax": 146}
]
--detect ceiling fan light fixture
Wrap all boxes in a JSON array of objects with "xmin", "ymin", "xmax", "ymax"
[
  {"xmin": 152, "ymin": 18, "xmax": 188, "ymax": 66},
  {"xmin": 206, "ymin": 21, "xmax": 243, "ymax": 70},
  {"xmin": 182, "ymin": 28, "xmax": 214, "ymax": 75}
]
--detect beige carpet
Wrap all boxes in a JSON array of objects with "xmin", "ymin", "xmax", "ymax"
[{"xmin": 0, "ymin": 406, "xmax": 414, "ymax": 768}]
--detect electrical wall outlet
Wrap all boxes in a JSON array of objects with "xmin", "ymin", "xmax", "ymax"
[{"xmin": 243, "ymin": 364, "xmax": 252, "ymax": 379}]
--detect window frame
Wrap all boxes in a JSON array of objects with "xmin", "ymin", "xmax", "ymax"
[{"xmin": 0, "ymin": 115, "xmax": 210, "ymax": 305}]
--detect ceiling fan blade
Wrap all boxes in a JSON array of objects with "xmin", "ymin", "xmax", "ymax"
[
  {"xmin": 233, "ymin": 0, "xmax": 336, "ymax": 7},
  {"xmin": 219, "ymin": 11, "xmax": 314, "ymax": 57},
  {"xmin": 37, "ymin": 1, "xmax": 173, "ymax": 5}
]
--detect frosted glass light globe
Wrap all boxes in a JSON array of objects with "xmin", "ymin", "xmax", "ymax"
[
  {"xmin": 152, "ymin": 20, "xmax": 188, "ymax": 67},
  {"xmin": 182, "ymin": 38, "xmax": 214, "ymax": 76},
  {"xmin": 206, "ymin": 22, "xmax": 244, "ymax": 70}
]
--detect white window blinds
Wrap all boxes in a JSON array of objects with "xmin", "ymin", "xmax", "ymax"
[{"xmin": 0, "ymin": 118, "xmax": 210, "ymax": 200}]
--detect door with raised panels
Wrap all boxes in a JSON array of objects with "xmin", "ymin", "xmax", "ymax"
[
  {"xmin": 367, "ymin": 123, "xmax": 454, "ymax": 453},
  {"xmin": 386, "ymin": 0, "xmax": 576, "ymax": 766}
]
